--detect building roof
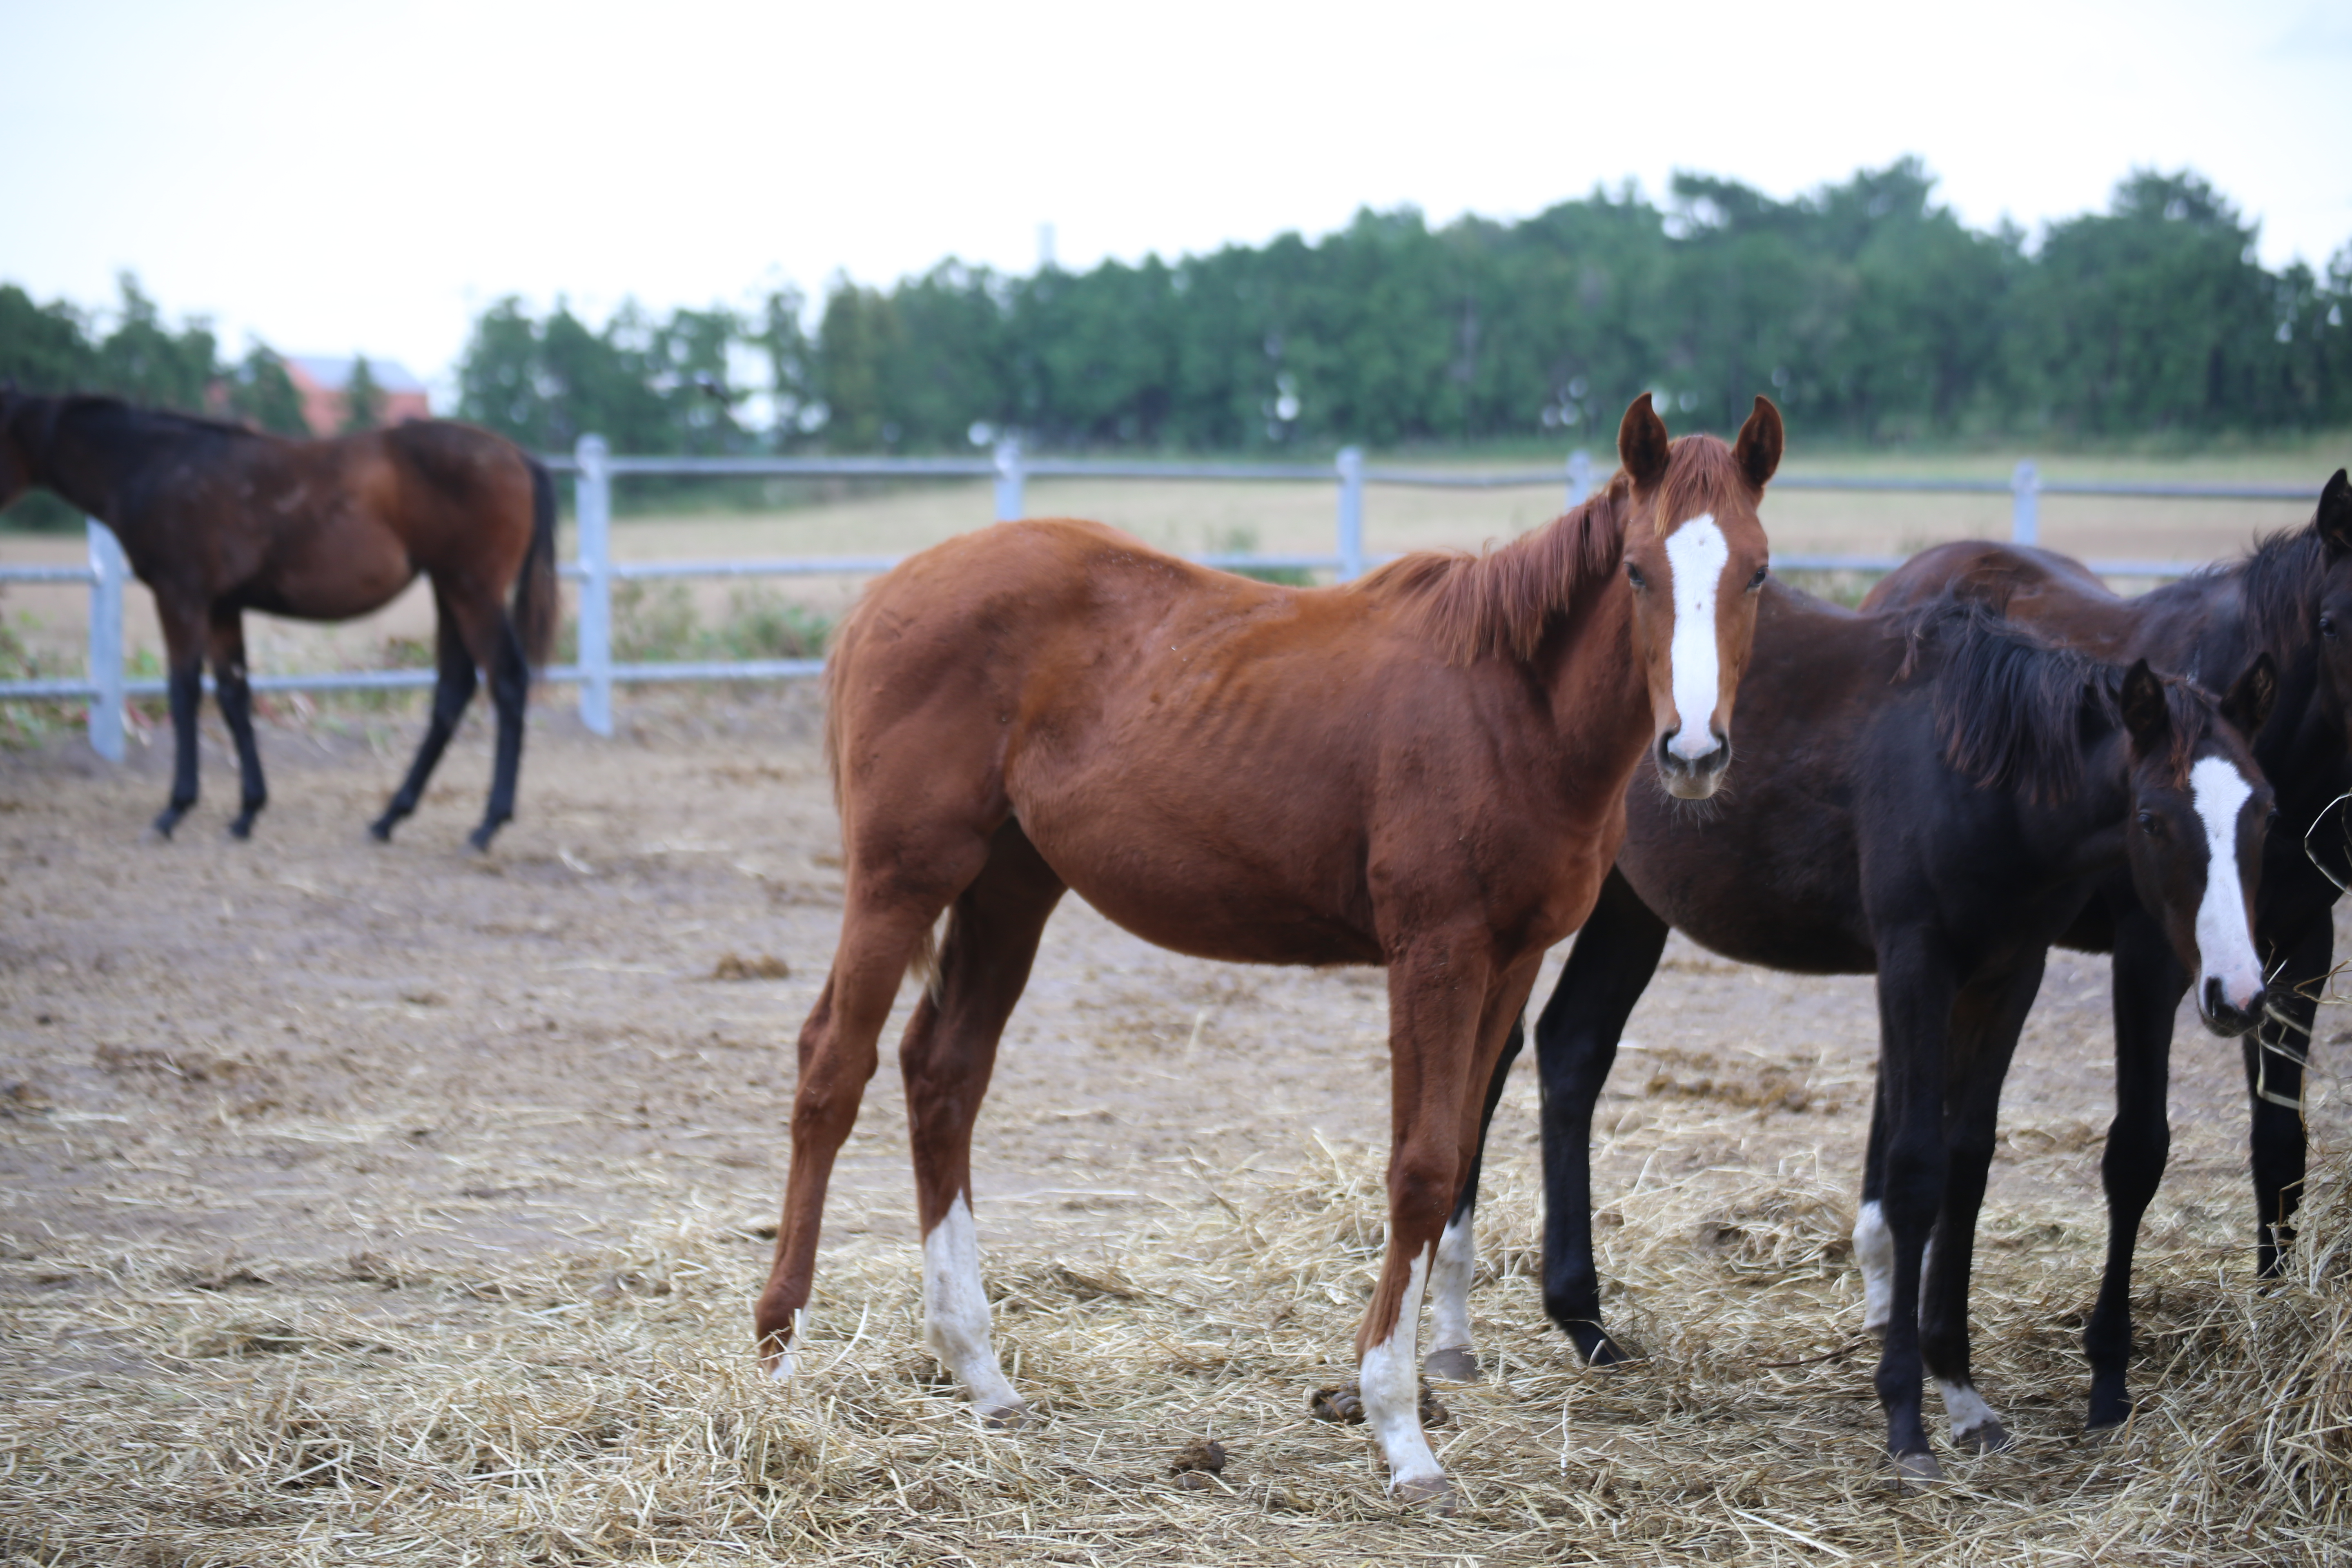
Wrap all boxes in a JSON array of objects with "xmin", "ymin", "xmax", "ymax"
[{"xmin": 284, "ymin": 354, "xmax": 428, "ymax": 394}]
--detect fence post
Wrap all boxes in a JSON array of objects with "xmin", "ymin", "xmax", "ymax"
[
  {"xmin": 1335, "ymin": 446, "xmax": 1365, "ymax": 582},
  {"xmin": 85, "ymin": 517, "xmax": 125, "ymax": 762},
  {"xmin": 1566, "ymin": 448, "xmax": 1593, "ymax": 511},
  {"xmin": 994, "ymin": 436, "xmax": 1025, "ymax": 522},
  {"xmin": 2011, "ymin": 459, "xmax": 2040, "ymax": 548},
  {"xmin": 575, "ymin": 434, "xmax": 614, "ymax": 737}
]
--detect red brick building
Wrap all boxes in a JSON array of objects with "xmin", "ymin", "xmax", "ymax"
[{"xmin": 283, "ymin": 355, "xmax": 431, "ymax": 435}]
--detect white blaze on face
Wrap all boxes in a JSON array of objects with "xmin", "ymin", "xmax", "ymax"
[
  {"xmin": 922, "ymin": 1194, "xmax": 1022, "ymax": 1417},
  {"xmin": 1360, "ymin": 1243, "xmax": 1443, "ymax": 1491},
  {"xmin": 2189, "ymin": 756, "xmax": 2263, "ymax": 1012},
  {"xmin": 1662, "ymin": 515, "xmax": 1730, "ymax": 761}
]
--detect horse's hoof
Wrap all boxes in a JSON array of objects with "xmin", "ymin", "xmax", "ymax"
[
  {"xmin": 1310, "ymin": 1383, "xmax": 1365, "ymax": 1424},
  {"xmin": 1892, "ymin": 1451, "xmax": 1944, "ymax": 1488},
  {"xmin": 977, "ymin": 1400, "xmax": 1031, "ymax": 1430},
  {"xmin": 2082, "ymin": 1418, "xmax": 2127, "ymax": 1447},
  {"xmin": 1392, "ymin": 1475, "xmax": 1456, "ymax": 1514},
  {"xmin": 229, "ymin": 818, "xmax": 256, "ymax": 841},
  {"xmin": 368, "ymin": 819, "xmax": 395, "ymax": 843},
  {"xmin": 1423, "ymin": 1345, "xmax": 1481, "ymax": 1382},
  {"xmin": 467, "ymin": 826, "xmax": 499, "ymax": 853},
  {"xmin": 1955, "ymin": 1417, "xmax": 2013, "ymax": 1455}
]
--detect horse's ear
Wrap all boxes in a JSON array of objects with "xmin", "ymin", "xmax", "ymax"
[
  {"xmin": 2223, "ymin": 651, "xmax": 2278, "ymax": 739},
  {"xmin": 2318, "ymin": 469, "xmax": 2352, "ymax": 557},
  {"xmin": 2119, "ymin": 659, "xmax": 2169, "ymax": 752},
  {"xmin": 1733, "ymin": 395, "xmax": 1783, "ymax": 489},
  {"xmin": 1618, "ymin": 393, "xmax": 1670, "ymax": 489}
]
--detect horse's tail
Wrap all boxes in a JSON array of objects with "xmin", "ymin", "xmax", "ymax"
[{"xmin": 513, "ymin": 457, "xmax": 558, "ymax": 672}]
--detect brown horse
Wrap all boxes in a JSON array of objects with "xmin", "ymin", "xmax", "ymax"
[
  {"xmin": 0, "ymin": 393, "xmax": 555, "ymax": 849},
  {"xmin": 756, "ymin": 394, "xmax": 1782, "ymax": 1508}
]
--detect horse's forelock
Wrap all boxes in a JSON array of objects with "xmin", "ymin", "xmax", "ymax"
[{"xmin": 1649, "ymin": 432, "xmax": 1755, "ymax": 537}]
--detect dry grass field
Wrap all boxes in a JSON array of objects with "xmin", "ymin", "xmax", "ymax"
[
  {"xmin": 2, "ymin": 441, "xmax": 2344, "ymax": 680},
  {"xmin": 2, "ymin": 682, "xmax": 2348, "ymax": 1566}
]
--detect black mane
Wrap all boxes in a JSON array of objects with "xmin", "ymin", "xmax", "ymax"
[
  {"xmin": 53, "ymin": 393, "xmax": 267, "ymax": 445},
  {"xmin": 1900, "ymin": 598, "xmax": 2204, "ymax": 801},
  {"xmin": 2233, "ymin": 517, "xmax": 2331, "ymax": 670}
]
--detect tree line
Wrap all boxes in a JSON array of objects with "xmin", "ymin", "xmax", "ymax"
[{"xmin": 7, "ymin": 162, "xmax": 2350, "ymax": 469}]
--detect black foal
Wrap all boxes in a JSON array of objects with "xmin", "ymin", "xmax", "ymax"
[{"xmin": 1439, "ymin": 584, "xmax": 2274, "ymax": 1483}]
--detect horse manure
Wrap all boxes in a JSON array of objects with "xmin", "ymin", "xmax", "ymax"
[
  {"xmin": 1170, "ymin": 1437, "xmax": 1227, "ymax": 1487},
  {"xmin": 1308, "ymin": 1381, "xmax": 1448, "ymax": 1427},
  {"xmin": 711, "ymin": 952, "xmax": 791, "ymax": 981}
]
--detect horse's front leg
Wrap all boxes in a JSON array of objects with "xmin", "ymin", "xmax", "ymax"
[
  {"xmin": 1919, "ymin": 956, "xmax": 2040, "ymax": 1456},
  {"xmin": 2085, "ymin": 902, "xmax": 2185, "ymax": 1431},
  {"xmin": 1356, "ymin": 936, "xmax": 1492, "ymax": 1511},
  {"xmin": 208, "ymin": 608, "xmax": 268, "ymax": 839},
  {"xmin": 150, "ymin": 601, "xmax": 206, "ymax": 839},
  {"xmin": 2244, "ymin": 917, "xmax": 2329, "ymax": 1278},
  {"xmin": 1870, "ymin": 927, "xmax": 1958, "ymax": 1485},
  {"xmin": 1423, "ymin": 954, "xmax": 1544, "ymax": 1382}
]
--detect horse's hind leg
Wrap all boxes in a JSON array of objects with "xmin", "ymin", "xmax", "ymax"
[
  {"xmin": 899, "ymin": 819, "xmax": 1065, "ymax": 1423},
  {"xmin": 468, "ymin": 614, "xmax": 530, "ymax": 851},
  {"xmin": 371, "ymin": 605, "xmax": 477, "ymax": 843},
  {"xmin": 755, "ymin": 828, "xmax": 997, "ymax": 1376},
  {"xmin": 208, "ymin": 609, "xmax": 268, "ymax": 839},
  {"xmin": 1919, "ymin": 958, "xmax": 2040, "ymax": 1456}
]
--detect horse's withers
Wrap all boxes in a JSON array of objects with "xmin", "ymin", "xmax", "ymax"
[{"xmin": 1615, "ymin": 394, "xmax": 1780, "ymax": 799}]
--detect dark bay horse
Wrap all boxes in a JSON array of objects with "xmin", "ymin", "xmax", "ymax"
[
  {"xmin": 758, "ymin": 394, "xmax": 1782, "ymax": 1508},
  {"xmin": 1853, "ymin": 467, "xmax": 2352, "ymax": 1428},
  {"xmin": 0, "ymin": 392, "xmax": 555, "ymax": 849},
  {"xmin": 1438, "ymin": 585, "xmax": 2272, "ymax": 1483}
]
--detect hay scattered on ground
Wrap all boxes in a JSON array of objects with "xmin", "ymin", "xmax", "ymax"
[{"xmin": 3, "ymin": 1132, "xmax": 2346, "ymax": 1566}]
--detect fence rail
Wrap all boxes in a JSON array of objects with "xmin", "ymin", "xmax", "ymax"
[{"xmin": 3, "ymin": 437, "xmax": 2321, "ymax": 755}]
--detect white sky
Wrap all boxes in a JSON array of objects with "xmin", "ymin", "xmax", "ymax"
[{"xmin": 5, "ymin": 0, "xmax": 2349, "ymax": 406}]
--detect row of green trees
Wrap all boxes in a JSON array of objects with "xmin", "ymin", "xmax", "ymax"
[
  {"xmin": 9, "ymin": 163, "xmax": 2350, "ymax": 462},
  {"xmin": 453, "ymin": 163, "xmax": 2352, "ymax": 455},
  {"xmin": 0, "ymin": 276, "xmax": 314, "ymax": 437}
]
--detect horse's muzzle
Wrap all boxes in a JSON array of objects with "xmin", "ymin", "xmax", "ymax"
[
  {"xmin": 1656, "ymin": 731, "xmax": 1730, "ymax": 800},
  {"xmin": 2199, "ymin": 976, "xmax": 2265, "ymax": 1038}
]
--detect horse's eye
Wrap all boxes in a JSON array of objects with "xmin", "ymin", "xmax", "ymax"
[
  {"xmin": 1748, "ymin": 566, "xmax": 1769, "ymax": 591},
  {"xmin": 2135, "ymin": 809, "xmax": 2162, "ymax": 834},
  {"xmin": 2322, "ymin": 614, "xmax": 2339, "ymax": 640},
  {"xmin": 1626, "ymin": 564, "xmax": 1646, "ymax": 590},
  {"xmin": 2266, "ymin": 805, "xmax": 2281, "ymax": 828}
]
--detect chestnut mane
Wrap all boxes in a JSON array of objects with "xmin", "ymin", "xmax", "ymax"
[{"xmin": 1357, "ymin": 434, "xmax": 1755, "ymax": 666}]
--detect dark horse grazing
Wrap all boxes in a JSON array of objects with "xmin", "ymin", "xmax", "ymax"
[
  {"xmin": 1436, "ymin": 584, "xmax": 2272, "ymax": 1483},
  {"xmin": 757, "ymin": 395, "xmax": 1780, "ymax": 1508},
  {"xmin": 0, "ymin": 392, "xmax": 555, "ymax": 849},
  {"xmin": 1851, "ymin": 468, "xmax": 2352, "ymax": 1428}
]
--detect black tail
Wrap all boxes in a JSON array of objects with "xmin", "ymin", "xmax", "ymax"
[{"xmin": 513, "ymin": 457, "xmax": 557, "ymax": 672}]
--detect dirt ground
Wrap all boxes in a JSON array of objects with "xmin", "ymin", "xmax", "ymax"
[{"xmin": 0, "ymin": 687, "xmax": 2346, "ymax": 1565}]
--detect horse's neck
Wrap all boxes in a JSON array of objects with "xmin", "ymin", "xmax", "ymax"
[
  {"xmin": 2026, "ymin": 729, "xmax": 2137, "ymax": 881},
  {"xmin": 37, "ymin": 404, "xmax": 146, "ymax": 525},
  {"xmin": 1535, "ymin": 577, "xmax": 1651, "ymax": 770}
]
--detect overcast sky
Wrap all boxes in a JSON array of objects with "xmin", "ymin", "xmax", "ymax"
[{"xmin": 5, "ymin": 0, "xmax": 2348, "ymax": 403}]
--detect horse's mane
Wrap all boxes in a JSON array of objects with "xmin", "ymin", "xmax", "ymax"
[
  {"xmin": 1355, "ymin": 433, "xmax": 1753, "ymax": 665},
  {"xmin": 51, "ymin": 393, "xmax": 267, "ymax": 444},
  {"xmin": 1899, "ymin": 598, "xmax": 2205, "ymax": 801},
  {"xmin": 2232, "ymin": 515, "xmax": 2331, "ymax": 669}
]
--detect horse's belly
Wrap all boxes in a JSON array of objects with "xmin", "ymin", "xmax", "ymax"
[{"xmin": 1020, "ymin": 810, "xmax": 1380, "ymax": 967}]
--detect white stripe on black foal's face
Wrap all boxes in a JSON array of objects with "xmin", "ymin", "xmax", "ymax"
[{"xmin": 2118, "ymin": 657, "xmax": 2276, "ymax": 1037}]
